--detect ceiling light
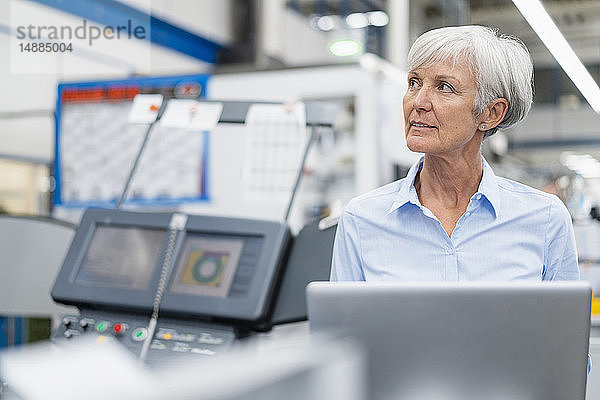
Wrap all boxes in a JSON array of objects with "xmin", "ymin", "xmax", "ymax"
[
  {"xmin": 367, "ymin": 11, "xmax": 389, "ymax": 27},
  {"xmin": 346, "ymin": 13, "xmax": 369, "ymax": 29},
  {"xmin": 329, "ymin": 39, "xmax": 363, "ymax": 57},
  {"xmin": 560, "ymin": 152, "xmax": 600, "ymax": 178},
  {"xmin": 512, "ymin": 0, "xmax": 600, "ymax": 113},
  {"xmin": 316, "ymin": 15, "xmax": 335, "ymax": 31}
]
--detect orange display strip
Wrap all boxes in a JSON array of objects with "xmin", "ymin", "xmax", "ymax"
[{"xmin": 62, "ymin": 86, "xmax": 140, "ymax": 103}]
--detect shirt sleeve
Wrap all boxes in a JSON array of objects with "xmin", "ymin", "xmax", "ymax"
[
  {"xmin": 330, "ymin": 207, "xmax": 365, "ymax": 281},
  {"xmin": 543, "ymin": 197, "xmax": 580, "ymax": 281}
]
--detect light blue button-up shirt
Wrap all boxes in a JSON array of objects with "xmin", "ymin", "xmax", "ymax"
[{"xmin": 331, "ymin": 156, "xmax": 579, "ymax": 282}]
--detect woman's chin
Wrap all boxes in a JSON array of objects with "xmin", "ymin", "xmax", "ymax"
[{"xmin": 406, "ymin": 137, "xmax": 432, "ymax": 154}]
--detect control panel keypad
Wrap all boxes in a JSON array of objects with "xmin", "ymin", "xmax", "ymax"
[{"xmin": 52, "ymin": 312, "xmax": 235, "ymax": 364}]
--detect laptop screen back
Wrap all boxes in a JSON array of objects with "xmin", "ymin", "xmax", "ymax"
[{"xmin": 307, "ymin": 281, "xmax": 591, "ymax": 400}]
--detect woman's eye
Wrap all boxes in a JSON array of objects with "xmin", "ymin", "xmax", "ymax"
[
  {"xmin": 439, "ymin": 82, "xmax": 454, "ymax": 92},
  {"xmin": 408, "ymin": 78, "xmax": 419, "ymax": 88}
]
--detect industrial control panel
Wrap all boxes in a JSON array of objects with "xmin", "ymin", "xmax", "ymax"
[
  {"xmin": 53, "ymin": 310, "xmax": 237, "ymax": 365},
  {"xmin": 50, "ymin": 209, "xmax": 290, "ymax": 364}
]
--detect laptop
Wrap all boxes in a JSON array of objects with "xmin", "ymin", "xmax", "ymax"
[{"xmin": 307, "ymin": 281, "xmax": 591, "ymax": 400}]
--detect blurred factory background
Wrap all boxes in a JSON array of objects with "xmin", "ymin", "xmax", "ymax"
[
  {"xmin": 2, "ymin": 2, "xmax": 600, "ymax": 285},
  {"xmin": 2, "ymin": 0, "xmax": 600, "ymax": 223},
  {"xmin": 1, "ymin": 1, "xmax": 600, "ymax": 398},
  {"xmin": 2, "ymin": 0, "xmax": 600, "ymax": 296}
]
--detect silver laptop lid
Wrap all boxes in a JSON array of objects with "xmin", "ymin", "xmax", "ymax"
[{"xmin": 307, "ymin": 281, "xmax": 591, "ymax": 400}]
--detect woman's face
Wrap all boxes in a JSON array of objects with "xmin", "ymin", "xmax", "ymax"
[{"xmin": 403, "ymin": 59, "xmax": 481, "ymax": 156}]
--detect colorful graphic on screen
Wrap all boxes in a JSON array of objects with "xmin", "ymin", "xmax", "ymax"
[
  {"xmin": 181, "ymin": 250, "xmax": 228, "ymax": 287},
  {"xmin": 170, "ymin": 236, "xmax": 244, "ymax": 298}
]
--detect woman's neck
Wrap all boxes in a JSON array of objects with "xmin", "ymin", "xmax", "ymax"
[{"xmin": 415, "ymin": 153, "xmax": 483, "ymax": 210}]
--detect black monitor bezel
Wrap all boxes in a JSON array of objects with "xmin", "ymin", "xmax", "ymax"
[
  {"xmin": 160, "ymin": 214, "xmax": 290, "ymax": 323},
  {"xmin": 51, "ymin": 210, "xmax": 290, "ymax": 324},
  {"xmin": 51, "ymin": 209, "xmax": 173, "ymax": 312}
]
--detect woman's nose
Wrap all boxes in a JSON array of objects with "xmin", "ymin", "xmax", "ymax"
[{"xmin": 413, "ymin": 86, "xmax": 432, "ymax": 111}]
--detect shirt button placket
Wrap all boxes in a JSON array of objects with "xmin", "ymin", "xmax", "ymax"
[{"xmin": 445, "ymin": 246, "xmax": 459, "ymax": 281}]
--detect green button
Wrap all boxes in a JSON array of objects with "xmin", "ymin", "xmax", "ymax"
[
  {"xmin": 131, "ymin": 327, "xmax": 148, "ymax": 341},
  {"xmin": 96, "ymin": 321, "xmax": 108, "ymax": 333}
]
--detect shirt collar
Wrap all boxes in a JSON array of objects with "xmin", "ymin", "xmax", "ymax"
[
  {"xmin": 387, "ymin": 155, "xmax": 501, "ymax": 218},
  {"xmin": 478, "ymin": 156, "xmax": 500, "ymax": 218},
  {"xmin": 386, "ymin": 156, "xmax": 424, "ymax": 214}
]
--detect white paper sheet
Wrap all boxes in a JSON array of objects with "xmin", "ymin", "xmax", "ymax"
[
  {"xmin": 242, "ymin": 103, "xmax": 307, "ymax": 202},
  {"xmin": 128, "ymin": 94, "xmax": 163, "ymax": 124},
  {"xmin": 189, "ymin": 102, "xmax": 223, "ymax": 131},
  {"xmin": 160, "ymin": 99, "xmax": 198, "ymax": 129}
]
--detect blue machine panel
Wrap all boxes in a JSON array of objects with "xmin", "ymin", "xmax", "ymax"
[{"xmin": 54, "ymin": 74, "xmax": 211, "ymax": 208}]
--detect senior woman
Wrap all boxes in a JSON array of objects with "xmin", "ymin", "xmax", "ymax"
[{"xmin": 331, "ymin": 25, "xmax": 579, "ymax": 282}]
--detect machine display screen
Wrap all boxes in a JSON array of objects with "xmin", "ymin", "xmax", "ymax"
[
  {"xmin": 169, "ymin": 234, "xmax": 246, "ymax": 298},
  {"xmin": 52, "ymin": 209, "xmax": 289, "ymax": 323},
  {"xmin": 169, "ymin": 233, "xmax": 264, "ymax": 298},
  {"xmin": 75, "ymin": 225, "xmax": 165, "ymax": 290}
]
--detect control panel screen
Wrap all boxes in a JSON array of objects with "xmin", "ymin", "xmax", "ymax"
[
  {"xmin": 75, "ymin": 225, "xmax": 165, "ymax": 290},
  {"xmin": 169, "ymin": 235, "xmax": 245, "ymax": 298}
]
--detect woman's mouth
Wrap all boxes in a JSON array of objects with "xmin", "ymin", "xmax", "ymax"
[{"xmin": 411, "ymin": 121, "xmax": 436, "ymax": 128}]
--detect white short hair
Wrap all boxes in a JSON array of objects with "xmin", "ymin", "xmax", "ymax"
[{"xmin": 407, "ymin": 25, "xmax": 533, "ymax": 137}]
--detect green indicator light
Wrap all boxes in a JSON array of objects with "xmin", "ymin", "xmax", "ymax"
[
  {"xmin": 96, "ymin": 322, "xmax": 107, "ymax": 332},
  {"xmin": 132, "ymin": 328, "xmax": 147, "ymax": 341}
]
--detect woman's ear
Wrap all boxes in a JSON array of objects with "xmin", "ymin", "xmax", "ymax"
[{"xmin": 479, "ymin": 98, "xmax": 508, "ymax": 132}]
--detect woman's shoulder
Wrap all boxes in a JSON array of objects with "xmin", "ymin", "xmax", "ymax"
[
  {"xmin": 497, "ymin": 176, "xmax": 553, "ymax": 196},
  {"xmin": 495, "ymin": 176, "xmax": 566, "ymax": 210},
  {"xmin": 345, "ymin": 179, "xmax": 406, "ymax": 215}
]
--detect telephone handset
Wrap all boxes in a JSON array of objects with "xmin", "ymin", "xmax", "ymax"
[{"xmin": 139, "ymin": 213, "xmax": 187, "ymax": 361}]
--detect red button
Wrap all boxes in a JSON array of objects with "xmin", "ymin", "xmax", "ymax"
[{"xmin": 113, "ymin": 323, "xmax": 124, "ymax": 335}]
